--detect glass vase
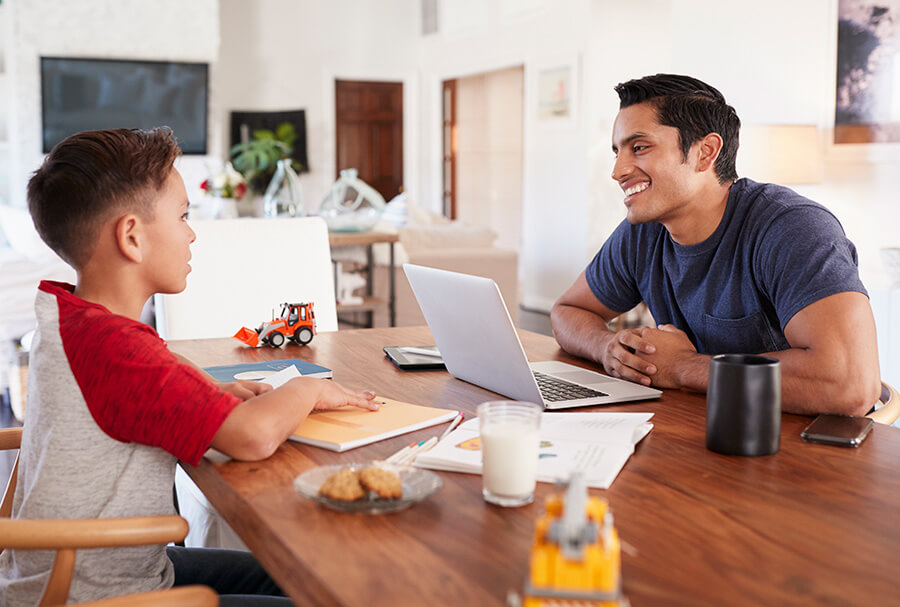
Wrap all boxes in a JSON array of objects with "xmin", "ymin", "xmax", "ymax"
[{"xmin": 263, "ymin": 159, "xmax": 304, "ymax": 218}]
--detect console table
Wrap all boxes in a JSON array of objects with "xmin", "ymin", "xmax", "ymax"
[{"xmin": 328, "ymin": 231, "xmax": 398, "ymax": 328}]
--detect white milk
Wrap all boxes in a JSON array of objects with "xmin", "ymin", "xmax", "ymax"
[{"xmin": 481, "ymin": 423, "xmax": 540, "ymax": 498}]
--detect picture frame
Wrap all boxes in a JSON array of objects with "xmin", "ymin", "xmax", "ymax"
[
  {"xmin": 230, "ymin": 109, "xmax": 309, "ymax": 173},
  {"xmin": 834, "ymin": 0, "xmax": 900, "ymax": 144},
  {"xmin": 535, "ymin": 53, "xmax": 579, "ymax": 125},
  {"xmin": 538, "ymin": 66, "xmax": 572, "ymax": 120}
]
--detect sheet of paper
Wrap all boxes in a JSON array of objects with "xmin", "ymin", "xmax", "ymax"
[
  {"xmin": 414, "ymin": 411, "xmax": 654, "ymax": 489},
  {"xmin": 259, "ymin": 364, "xmax": 301, "ymax": 389},
  {"xmin": 540, "ymin": 412, "xmax": 654, "ymax": 443}
]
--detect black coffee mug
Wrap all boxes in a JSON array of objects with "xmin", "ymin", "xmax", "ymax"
[{"xmin": 706, "ymin": 354, "xmax": 781, "ymax": 456}]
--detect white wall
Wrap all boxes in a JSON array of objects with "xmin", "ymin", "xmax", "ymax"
[
  {"xmin": 5, "ymin": 0, "xmax": 221, "ymax": 208},
  {"xmin": 216, "ymin": 0, "xmax": 420, "ymax": 211}
]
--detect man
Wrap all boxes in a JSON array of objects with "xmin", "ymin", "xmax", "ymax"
[{"xmin": 550, "ymin": 74, "xmax": 880, "ymax": 415}]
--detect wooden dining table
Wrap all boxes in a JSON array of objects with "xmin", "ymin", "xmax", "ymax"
[{"xmin": 170, "ymin": 327, "xmax": 900, "ymax": 607}]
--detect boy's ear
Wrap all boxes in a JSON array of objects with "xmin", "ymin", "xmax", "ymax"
[{"xmin": 114, "ymin": 214, "xmax": 144, "ymax": 264}]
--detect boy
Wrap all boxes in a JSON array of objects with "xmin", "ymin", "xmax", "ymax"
[{"xmin": 0, "ymin": 128, "xmax": 378, "ymax": 606}]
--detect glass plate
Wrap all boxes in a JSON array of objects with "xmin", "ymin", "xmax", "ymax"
[{"xmin": 294, "ymin": 462, "xmax": 443, "ymax": 514}]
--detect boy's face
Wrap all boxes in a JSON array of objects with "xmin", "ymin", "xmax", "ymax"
[
  {"xmin": 142, "ymin": 169, "xmax": 196, "ymax": 294},
  {"xmin": 610, "ymin": 102, "xmax": 704, "ymax": 226}
]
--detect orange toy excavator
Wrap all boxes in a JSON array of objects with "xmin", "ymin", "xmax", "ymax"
[{"xmin": 234, "ymin": 302, "xmax": 317, "ymax": 348}]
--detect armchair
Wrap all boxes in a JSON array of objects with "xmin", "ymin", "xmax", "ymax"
[{"xmin": 0, "ymin": 428, "xmax": 215, "ymax": 606}]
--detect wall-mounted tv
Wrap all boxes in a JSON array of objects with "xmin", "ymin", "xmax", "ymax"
[{"xmin": 41, "ymin": 57, "xmax": 209, "ymax": 154}]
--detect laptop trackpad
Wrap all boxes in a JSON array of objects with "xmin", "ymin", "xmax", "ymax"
[{"xmin": 554, "ymin": 370, "xmax": 617, "ymax": 385}]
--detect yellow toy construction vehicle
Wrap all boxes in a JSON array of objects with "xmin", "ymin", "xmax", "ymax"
[
  {"xmin": 508, "ymin": 473, "xmax": 628, "ymax": 607},
  {"xmin": 234, "ymin": 302, "xmax": 317, "ymax": 347}
]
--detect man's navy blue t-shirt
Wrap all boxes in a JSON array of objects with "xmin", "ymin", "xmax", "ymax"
[{"xmin": 585, "ymin": 178, "xmax": 866, "ymax": 355}]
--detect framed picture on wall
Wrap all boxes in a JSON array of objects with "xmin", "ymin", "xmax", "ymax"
[
  {"xmin": 834, "ymin": 0, "xmax": 900, "ymax": 143},
  {"xmin": 230, "ymin": 109, "xmax": 309, "ymax": 172},
  {"xmin": 537, "ymin": 65, "xmax": 573, "ymax": 120}
]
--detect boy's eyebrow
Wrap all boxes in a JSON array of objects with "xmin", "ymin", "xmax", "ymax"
[{"xmin": 612, "ymin": 131, "xmax": 650, "ymax": 152}]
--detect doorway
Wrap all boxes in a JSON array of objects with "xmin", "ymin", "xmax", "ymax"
[
  {"xmin": 442, "ymin": 66, "xmax": 524, "ymax": 252},
  {"xmin": 334, "ymin": 80, "xmax": 404, "ymax": 201}
]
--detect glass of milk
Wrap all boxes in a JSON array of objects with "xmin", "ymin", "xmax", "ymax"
[{"xmin": 477, "ymin": 401, "xmax": 542, "ymax": 507}]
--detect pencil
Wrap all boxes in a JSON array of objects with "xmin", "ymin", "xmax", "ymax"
[
  {"xmin": 397, "ymin": 436, "xmax": 438, "ymax": 466},
  {"xmin": 385, "ymin": 439, "xmax": 425, "ymax": 464},
  {"xmin": 439, "ymin": 412, "xmax": 465, "ymax": 441}
]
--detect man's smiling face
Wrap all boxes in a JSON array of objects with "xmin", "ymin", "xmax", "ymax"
[{"xmin": 611, "ymin": 101, "xmax": 702, "ymax": 226}]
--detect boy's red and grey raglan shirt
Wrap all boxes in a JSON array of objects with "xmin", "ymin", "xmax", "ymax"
[{"xmin": 0, "ymin": 281, "xmax": 240, "ymax": 606}]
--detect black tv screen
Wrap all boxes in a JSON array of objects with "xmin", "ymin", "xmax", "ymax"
[{"xmin": 41, "ymin": 57, "xmax": 209, "ymax": 154}]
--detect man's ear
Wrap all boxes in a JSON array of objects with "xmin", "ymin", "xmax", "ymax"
[
  {"xmin": 695, "ymin": 133, "xmax": 723, "ymax": 174},
  {"xmin": 114, "ymin": 214, "xmax": 143, "ymax": 264}
]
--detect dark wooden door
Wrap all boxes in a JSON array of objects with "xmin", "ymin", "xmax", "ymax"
[
  {"xmin": 335, "ymin": 80, "xmax": 403, "ymax": 201},
  {"xmin": 442, "ymin": 78, "xmax": 457, "ymax": 219}
]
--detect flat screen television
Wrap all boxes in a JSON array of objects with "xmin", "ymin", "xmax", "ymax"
[{"xmin": 41, "ymin": 57, "xmax": 209, "ymax": 154}]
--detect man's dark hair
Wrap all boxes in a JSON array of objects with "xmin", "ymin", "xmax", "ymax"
[
  {"xmin": 27, "ymin": 128, "xmax": 182, "ymax": 267},
  {"xmin": 615, "ymin": 74, "xmax": 740, "ymax": 184}
]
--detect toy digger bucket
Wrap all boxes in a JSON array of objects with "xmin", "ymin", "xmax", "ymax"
[{"xmin": 233, "ymin": 327, "xmax": 259, "ymax": 347}]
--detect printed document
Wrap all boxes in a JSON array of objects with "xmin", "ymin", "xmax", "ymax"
[{"xmin": 414, "ymin": 412, "xmax": 653, "ymax": 489}]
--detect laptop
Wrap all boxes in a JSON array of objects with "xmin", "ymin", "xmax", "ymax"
[{"xmin": 403, "ymin": 264, "xmax": 662, "ymax": 409}]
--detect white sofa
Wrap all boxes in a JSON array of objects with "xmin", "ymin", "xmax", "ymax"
[
  {"xmin": 0, "ymin": 205, "xmax": 76, "ymax": 414},
  {"xmin": 370, "ymin": 223, "xmax": 519, "ymax": 328}
]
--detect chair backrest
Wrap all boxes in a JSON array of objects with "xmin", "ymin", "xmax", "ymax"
[
  {"xmin": 1, "ymin": 427, "xmax": 204, "ymax": 605},
  {"xmin": 868, "ymin": 382, "xmax": 900, "ymax": 426},
  {"xmin": 76, "ymin": 585, "xmax": 218, "ymax": 606},
  {"xmin": 1, "ymin": 427, "xmax": 22, "ymax": 518},
  {"xmin": 155, "ymin": 217, "xmax": 338, "ymax": 340}
]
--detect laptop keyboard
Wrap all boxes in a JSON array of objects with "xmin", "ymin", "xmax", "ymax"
[{"xmin": 533, "ymin": 371, "xmax": 609, "ymax": 402}]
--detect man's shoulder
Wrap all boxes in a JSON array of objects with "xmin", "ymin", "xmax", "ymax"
[
  {"xmin": 735, "ymin": 178, "xmax": 833, "ymax": 218},
  {"xmin": 733, "ymin": 178, "xmax": 841, "ymax": 235}
]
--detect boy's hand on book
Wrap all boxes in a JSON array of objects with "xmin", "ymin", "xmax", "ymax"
[
  {"xmin": 220, "ymin": 380, "xmax": 273, "ymax": 401},
  {"xmin": 307, "ymin": 379, "xmax": 380, "ymax": 412}
]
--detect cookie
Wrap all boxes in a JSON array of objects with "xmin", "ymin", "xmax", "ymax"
[
  {"xmin": 358, "ymin": 467, "xmax": 403, "ymax": 499},
  {"xmin": 318, "ymin": 468, "xmax": 366, "ymax": 501}
]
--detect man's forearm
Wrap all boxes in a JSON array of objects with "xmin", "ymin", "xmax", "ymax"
[
  {"xmin": 762, "ymin": 348, "xmax": 879, "ymax": 416},
  {"xmin": 550, "ymin": 304, "xmax": 615, "ymax": 364},
  {"xmin": 664, "ymin": 348, "xmax": 877, "ymax": 415},
  {"xmin": 672, "ymin": 352, "xmax": 711, "ymax": 393}
]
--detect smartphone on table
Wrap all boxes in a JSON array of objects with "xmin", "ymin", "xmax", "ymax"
[
  {"xmin": 383, "ymin": 346, "xmax": 446, "ymax": 371},
  {"xmin": 801, "ymin": 414, "xmax": 874, "ymax": 447}
]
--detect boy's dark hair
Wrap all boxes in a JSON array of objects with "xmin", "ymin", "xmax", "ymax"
[
  {"xmin": 615, "ymin": 74, "xmax": 740, "ymax": 184},
  {"xmin": 27, "ymin": 128, "xmax": 182, "ymax": 267}
]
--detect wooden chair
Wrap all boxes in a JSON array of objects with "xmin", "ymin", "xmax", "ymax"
[
  {"xmin": 869, "ymin": 382, "xmax": 900, "ymax": 425},
  {"xmin": 0, "ymin": 428, "xmax": 217, "ymax": 606}
]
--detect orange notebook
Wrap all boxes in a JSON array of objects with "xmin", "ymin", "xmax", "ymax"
[{"xmin": 289, "ymin": 397, "xmax": 458, "ymax": 452}]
